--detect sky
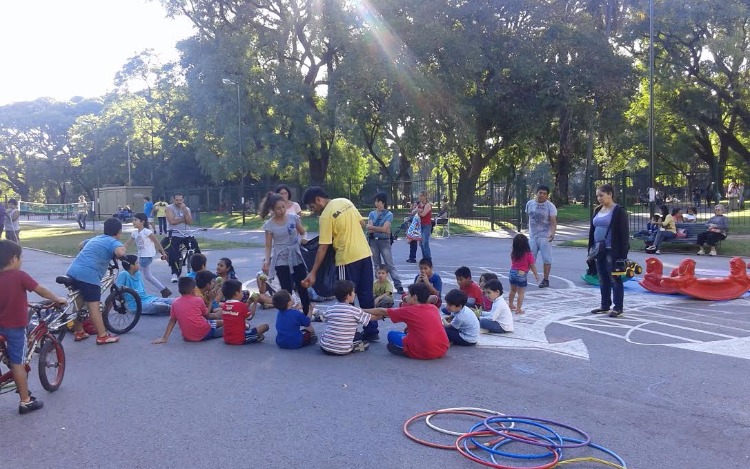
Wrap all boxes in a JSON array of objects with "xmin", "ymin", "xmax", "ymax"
[{"xmin": 0, "ymin": 0, "xmax": 195, "ymax": 105}]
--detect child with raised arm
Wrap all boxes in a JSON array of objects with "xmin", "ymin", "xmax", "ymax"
[
  {"xmin": 373, "ymin": 265, "xmax": 395, "ymax": 308},
  {"xmin": 0, "ymin": 240, "xmax": 67, "ymax": 414},
  {"xmin": 152, "ymin": 277, "xmax": 223, "ymax": 344},
  {"xmin": 508, "ymin": 233, "xmax": 539, "ymax": 314},
  {"xmin": 274, "ymin": 290, "xmax": 317, "ymax": 349},
  {"xmin": 442, "ymin": 289, "xmax": 480, "ymax": 346},
  {"xmin": 319, "ymin": 280, "xmax": 387, "ymax": 355},
  {"xmin": 221, "ymin": 279, "xmax": 269, "ymax": 345},
  {"xmin": 408, "ymin": 257, "xmax": 442, "ymax": 307},
  {"xmin": 367, "ymin": 282, "xmax": 449, "ymax": 360},
  {"xmin": 478, "ymin": 279, "xmax": 513, "ymax": 334},
  {"xmin": 123, "ymin": 213, "xmax": 171, "ymax": 298}
]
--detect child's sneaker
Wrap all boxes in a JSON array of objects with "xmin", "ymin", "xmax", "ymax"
[
  {"xmin": 19, "ymin": 396, "xmax": 43, "ymax": 414},
  {"xmin": 96, "ymin": 334, "xmax": 119, "ymax": 345},
  {"xmin": 352, "ymin": 340, "xmax": 369, "ymax": 352}
]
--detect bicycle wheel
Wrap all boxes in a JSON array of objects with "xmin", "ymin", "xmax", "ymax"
[
  {"xmin": 102, "ymin": 287, "xmax": 142, "ymax": 334},
  {"xmin": 185, "ymin": 250, "xmax": 193, "ymax": 274},
  {"xmin": 38, "ymin": 334, "xmax": 65, "ymax": 392}
]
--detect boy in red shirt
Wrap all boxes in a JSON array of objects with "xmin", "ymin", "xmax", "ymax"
[
  {"xmin": 0, "ymin": 240, "xmax": 67, "ymax": 414},
  {"xmin": 454, "ymin": 266, "xmax": 484, "ymax": 308},
  {"xmin": 367, "ymin": 283, "xmax": 449, "ymax": 359},
  {"xmin": 152, "ymin": 277, "xmax": 224, "ymax": 344},
  {"xmin": 221, "ymin": 279, "xmax": 269, "ymax": 345}
]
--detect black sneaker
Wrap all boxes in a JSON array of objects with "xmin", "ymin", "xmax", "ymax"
[
  {"xmin": 19, "ymin": 396, "xmax": 43, "ymax": 415},
  {"xmin": 609, "ymin": 309, "xmax": 624, "ymax": 318},
  {"xmin": 406, "ymin": 258, "xmax": 416, "ymax": 263},
  {"xmin": 590, "ymin": 308, "xmax": 610, "ymax": 314},
  {"xmin": 539, "ymin": 279, "xmax": 550, "ymax": 288},
  {"xmin": 387, "ymin": 343, "xmax": 405, "ymax": 356},
  {"xmin": 396, "ymin": 286, "xmax": 405, "ymax": 295},
  {"xmin": 362, "ymin": 333, "xmax": 380, "ymax": 342}
]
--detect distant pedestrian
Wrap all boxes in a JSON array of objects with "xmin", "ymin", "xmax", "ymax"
[
  {"xmin": 143, "ymin": 197, "xmax": 154, "ymax": 225},
  {"xmin": 76, "ymin": 195, "xmax": 88, "ymax": 230},
  {"xmin": 525, "ymin": 185, "xmax": 557, "ymax": 288},
  {"xmin": 0, "ymin": 191, "xmax": 6, "ymax": 236},
  {"xmin": 152, "ymin": 197, "xmax": 168, "ymax": 235},
  {"xmin": 4, "ymin": 199, "xmax": 20, "ymax": 244}
]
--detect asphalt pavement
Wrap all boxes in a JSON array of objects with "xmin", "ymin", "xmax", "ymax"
[{"xmin": 2, "ymin": 222, "xmax": 750, "ymax": 469}]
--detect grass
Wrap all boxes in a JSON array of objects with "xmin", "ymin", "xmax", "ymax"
[{"xmin": 19, "ymin": 225, "xmax": 261, "ymax": 257}]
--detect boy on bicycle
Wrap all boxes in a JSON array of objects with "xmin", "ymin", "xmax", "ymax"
[
  {"xmin": 0, "ymin": 240, "xmax": 67, "ymax": 414},
  {"xmin": 66, "ymin": 217, "xmax": 126, "ymax": 345}
]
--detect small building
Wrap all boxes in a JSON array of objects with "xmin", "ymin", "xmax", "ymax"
[{"xmin": 95, "ymin": 186, "xmax": 153, "ymax": 218}]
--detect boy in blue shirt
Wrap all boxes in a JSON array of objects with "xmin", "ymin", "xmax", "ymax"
[
  {"xmin": 66, "ymin": 217, "xmax": 126, "ymax": 345},
  {"xmin": 274, "ymin": 290, "xmax": 317, "ymax": 349},
  {"xmin": 407, "ymin": 257, "xmax": 442, "ymax": 307},
  {"xmin": 442, "ymin": 289, "xmax": 480, "ymax": 346}
]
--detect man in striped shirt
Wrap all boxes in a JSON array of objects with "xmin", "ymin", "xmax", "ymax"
[{"xmin": 320, "ymin": 280, "xmax": 387, "ymax": 355}]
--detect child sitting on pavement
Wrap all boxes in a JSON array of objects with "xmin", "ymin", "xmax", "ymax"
[
  {"xmin": 478, "ymin": 279, "xmax": 513, "ymax": 334},
  {"xmin": 152, "ymin": 277, "xmax": 223, "ymax": 344},
  {"xmin": 373, "ymin": 265, "xmax": 395, "ymax": 308},
  {"xmin": 274, "ymin": 290, "xmax": 317, "ymax": 349},
  {"xmin": 319, "ymin": 280, "xmax": 387, "ymax": 355},
  {"xmin": 408, "ymin": 257, "xmax": 442, "ymax": 307},
  {"xmin": 194, "ymin": 270, "xmax": 222, "ymax": 318},
  {"xmin": 442, "ymin": 289, "xmax": 480, "ymax": 346},
  {"xmin": 368, "ymin": 282, "xmax": 449, "ymax": 360},
  {"xmin": 478, "ymin": 273, "xmax": 499, "ymax": 311},
  {"xmin": 116, "ymin": 255, "xmax": 174, "ymax": 315},
  {"xmin": 0, "ymin": 240, "xmax": 68, "ymax": 414},
  {"xmin": 454, "ymin": 266, "xmax": 484, "ymax": 309},
  {"xmin": 186, "ymin": 253, "xmax": 207, "ymax": 279},
  {"xmin": 221, "ymin": 279, "xmax": 269, "ymax": 345}
]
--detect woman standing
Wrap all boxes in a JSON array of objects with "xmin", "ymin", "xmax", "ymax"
[
  {"xmin": 261, "ymin": 192, "xmax": 310, "ymax": 315},
  {"xmin": 367, "ymin": 192, "xmax": 404, "ymax": 294},
  {"xmin": 406, "ymin": 191, "xmax": 432, "ymax": 262},
  {"xmin": 76, "ymin": 195, "xmax": 88, "ymax": 230},
  {"xmin": 588, "ymin": 184, "xmax": 629, "ymax": 318},
  {"xmin": 275, "ymin": 184, "xmax": 302, "ymax": 216}
]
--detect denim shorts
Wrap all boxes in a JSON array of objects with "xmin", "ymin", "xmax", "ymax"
[
  {"xmin": 201, "ymin": 320, "xmax": 223, "ymax": 341},
  {"xmin": 139, "ymin": 257, "xmax": 154, "ymax": 268},
  {"xmin": 508, "ymin": 269, "xmax": 528, "ymax": 287},
  {"xmin": 0, "ymin": 327, "xmax": 28, "ymax": 365}
]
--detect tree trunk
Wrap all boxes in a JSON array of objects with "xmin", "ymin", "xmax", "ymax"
[
  {"xmin": 308, "ymin": 146, "xmax": 329, "ymax": 186},
  {"xmin": 455, "ymin": 171, "xmax": 479, "ymax": 217},
  {"xmin": 553, "ymin": 108, "xmax": 573, "ymax": 205}
]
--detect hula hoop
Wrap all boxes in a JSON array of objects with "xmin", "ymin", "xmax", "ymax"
[
  {"xmin": 468, "ymin": 421, "xmax": 562, "ymax": 460},
  {"xmin": 455, "ymin": 431, "xmax": 560, "ymax": 469},
  {"xmin": 489, "ymin": 435, "xmax": 626, "ymax": 468},
  {"xmin": 425, "ymin": 407, "xmax": 506, "ymax": 436},
  {"xmin": 483, "ymin": 415, "xmax": 590, "ymax": 449},
  {"xmin": 404, "ymin": 409, "xmax": 496, "ymax": 450}
]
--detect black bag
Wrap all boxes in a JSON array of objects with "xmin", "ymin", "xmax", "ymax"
[
  {"xmin": 587, "ymin": 208, "xmax": 615, "ymax": 262},
  {"xmin": 300, "ymin": 236, "xmax": 337, "ymax": 298}
]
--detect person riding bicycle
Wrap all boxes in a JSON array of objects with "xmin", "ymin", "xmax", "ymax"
[
  {"xmin": 163, "ymin": 193, "xmax": 200, "ymax": 283},
  {"xmin": 0, "ymin": 240, "xmax": 67, "ymax": 414},
  {"xmin": 65, "ymin": 217, "xmax": 126, "ymax": 345}
]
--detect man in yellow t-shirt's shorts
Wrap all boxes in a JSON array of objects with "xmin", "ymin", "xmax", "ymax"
[{"xmin": 302, "ymin": 187, "xmax": 379, "ymax": 341}]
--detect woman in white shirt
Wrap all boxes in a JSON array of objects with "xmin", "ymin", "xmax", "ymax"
[{"xmin": 275, "ymin": 184, "xmax": 302, "ymax": 216}]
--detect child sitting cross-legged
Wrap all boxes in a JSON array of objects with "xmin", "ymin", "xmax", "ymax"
[
  {"xmin": 319, "ymin": 280, "xmax": 387, "ymax": 355},
  {"xmin": 274, "ymin": 290, "xmax": 317, "ymax": 349},
  {"xmin": 194, "ymin": 270, "xmax": 222, "ymax": 318},
  {"xmin": 373, "ymin": 265, "xmax": 395, "ymax": 308},
  {"xmin": 221, "ymin": 279, "xmax": 269, "ymax": 345},
  {"xmin": 186, "ymin": 253, "xmax": 207, "ymax": 279},
  {"xmin": 152, "ymin": 277, "xmax": 223, "ymax": 344},
  {"xmin": 478, "ymin": 279, "xmax": 513, "ymax": 334},
  {"xmin": 442, "ymin": 289, "xmax": 480, "ymax": 346},
  {"xmin": 367, "ymin": 282, "xmax": 449, "ymax": 360}
]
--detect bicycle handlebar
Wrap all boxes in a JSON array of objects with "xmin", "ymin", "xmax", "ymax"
[{"xmin": 169, "ymin": 228, "xmax": 208, "ymax": 237}]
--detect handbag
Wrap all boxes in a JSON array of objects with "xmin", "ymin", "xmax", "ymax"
[
  {"xmin": 406, "ymin": 215, "xmax": 422, "ymax": 241},
  {"xmin": 587, "ymin": 208, "xmax": 615, "ymax": 262}
]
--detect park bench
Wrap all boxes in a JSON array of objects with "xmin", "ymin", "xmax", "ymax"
[{"xmin": 635, "ymin": 222, "xmax": 722, "ymax": 251}]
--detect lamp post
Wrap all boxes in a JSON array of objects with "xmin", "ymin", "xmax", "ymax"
[
  {"xmin": 126, "ymin": 140, "xmax": 132, "ymax": 186},
  {"xmin": 222, "ymin": 78, "xmax": 246, "ymax": 226},
  {"xmin": 648, "ymin": 0, "xmax": 655, "ymax": 218}
]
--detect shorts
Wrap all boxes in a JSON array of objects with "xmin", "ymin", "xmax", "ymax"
[
  {"xmin": 0, "ymin": 327, "xmax": 28, "ymax": 365},
  {"xmin": 71, "ymin": 278, "xmax": 102, "ymax": 302},
  {"xmin": 139, "ymin": 257, "xmax": 154, "ymax": 268},
  {"xmin": 243, "ymin": 327, "xmax": 261, "ymax": 344},
  {"xmin": 529, "ymin": 236, "xmax": 553, "ymax": 264},
  {"xmin": 201, "ymin": 320, "xmax": 223, "ymax": 341},
  {"xmin": 508, "ymin": 269, "xmax": 528, "ymax": 288}
]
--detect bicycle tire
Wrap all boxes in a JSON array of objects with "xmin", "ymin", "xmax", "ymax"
[
  {"xmin": 38, "ymin": 334, "xmax": 65, "ymax": 392},
  {"xmin": 185, "ymin": 250, "xmax": 194, "ymax": 274},
  {"xmin": 102, "ymin": 287, "xmax": 142, "ymax": 334}
]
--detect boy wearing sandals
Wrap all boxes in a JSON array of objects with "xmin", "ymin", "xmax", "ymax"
[
  {"xmin": 152, "ymin": 277, "xmax": 223, "ymax": 344},
  {"xmin": 0, "ymin": 240, "xmax": 67, "ymax": 414},
  {"xmin": 66, "ymin": 217, "xmax": 126, "ymax": 345},
  {"xmin": 221, "ymin": 279, "xmax": 269, "ymax": 345}
]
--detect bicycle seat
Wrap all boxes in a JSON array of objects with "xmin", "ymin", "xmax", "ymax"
[{"xmin": 56, "ymin": 276, "xmax": 75, "ymax": 287}]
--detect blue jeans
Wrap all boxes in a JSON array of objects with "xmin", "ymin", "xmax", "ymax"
[
  {"xmin": 652, "ymin": 230, "xmax": 676, "ymax": 249},
  {"xmin": 142, "ymin": 298, "xmax": 174, "ymax": 315},
  {"xmin": 408, "ymin": 224, "xmax": 432, "ymax": 260},
  {"xmin": 370, "ymin": 238, "xmax": 402, "ymax": 289},
  {"xmin": 595, "ymin": 249, "xmax": 624, "ymax": 311}
]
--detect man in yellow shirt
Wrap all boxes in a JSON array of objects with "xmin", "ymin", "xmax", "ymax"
[
  {"xmin": 152, "ymin": 197, "xmax": 169, "ymax": 235},
  {"xmin": 302, "ymin": 186, "xmax": 378, "ymax": 341}
]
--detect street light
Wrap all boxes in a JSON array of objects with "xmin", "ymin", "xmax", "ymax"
[
  {"xmin": 126, "ymin": 140, "xmax": 132, "ymax": 186},
  {"xmin": 648, "ymin": 0, "xmax": 655, "ymax": 218},
  {"xmin": 222, "ymin": 78, "xmax": 246, "ymax": 226}
]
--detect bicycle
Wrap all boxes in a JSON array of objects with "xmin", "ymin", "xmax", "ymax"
[
  {"xmin": 40, "ymin": 259, "xmax": 143, "ymax": 340},
  {"xmin": 0, "ymin": 302, "xmax": 66, "ymax": 394},
  {"xmin": 163, "ymin": 228, "xmax": 206, "ymax": 275}
]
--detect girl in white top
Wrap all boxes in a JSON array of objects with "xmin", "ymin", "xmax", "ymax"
[
  {"xmin": 275, "ymin": 184, "xmax": 302, "ymax": 216},
  {"xmin": 123, "ymin": 212, "xmax": 171, "ymax": 297},
  {"xmin": 478, "ymin": 279, "xmax": 513, "ymax": 333}
]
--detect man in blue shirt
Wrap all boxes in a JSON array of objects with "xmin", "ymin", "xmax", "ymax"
[
  {"xmin": 66, "ymin": 217, "xmax": 127, "ymax": 345},
  {"xmin": 143, "ymin": 197, "xmax": 154, "ymax": 224}
]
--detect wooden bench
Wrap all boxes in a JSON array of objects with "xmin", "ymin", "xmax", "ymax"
[{"xmin": 640, "ymin": 223, "xmax": 723, "ymax": 251}]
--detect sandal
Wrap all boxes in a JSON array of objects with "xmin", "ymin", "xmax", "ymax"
[
  {"xmin": 74, "ymin": 331, "xmax": 90, "ymax": 342},
  {"xmin": 515, "ymin": 309, "xmax": 525, "ymax": 315},
  {"xmin": 96, "ymin": 334, "xmax": 119, "ymax": 345}
]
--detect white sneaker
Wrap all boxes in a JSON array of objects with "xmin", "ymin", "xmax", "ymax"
[
  {"xmin": 171, "ymin": 274, "xmax": 178, "ymax": 283},
  {"xmin": 655, "ymin": 250, "xmax": 661, "ymax": 255},
  {"xmin": 697, "ymin": 248, "xmax": 705, "ymax": 255},
  {"xmin": 709, "ymin": 249, "xmax": 717, "ymax": 256}
]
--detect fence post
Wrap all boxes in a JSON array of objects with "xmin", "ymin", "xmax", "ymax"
[
  {"xmin": 489, "ymin": 179, "xmax": 495, "ymax": 231},
  {"xmin": 515, "ymin": 175, "xmax": 526, "ymax": 231}
]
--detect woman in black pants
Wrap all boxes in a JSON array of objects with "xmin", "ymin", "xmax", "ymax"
[{"xmin": 588, "ymin": 184, "xmax": 630, "ymax": 318}]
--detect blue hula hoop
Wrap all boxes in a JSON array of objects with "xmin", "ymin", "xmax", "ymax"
[
  {"xmin": 490, "ymin": 435, "xmax": 627, "ymax": 468},
  {"xmin": 468, "ymin": 420, "xmax": 562, "ymax": 460},
  {"xmin": 483, "ymin": 415, "xmax": 591, "ymax": 449}
]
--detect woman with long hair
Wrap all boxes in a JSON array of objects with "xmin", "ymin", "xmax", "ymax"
[
  {"xmin": 260, "ymin": 192, "xmax": 310, "ymax": 315},
  {"xmin": 275, "ymin": 184, "xmax": 302, "ymax": 216}
]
